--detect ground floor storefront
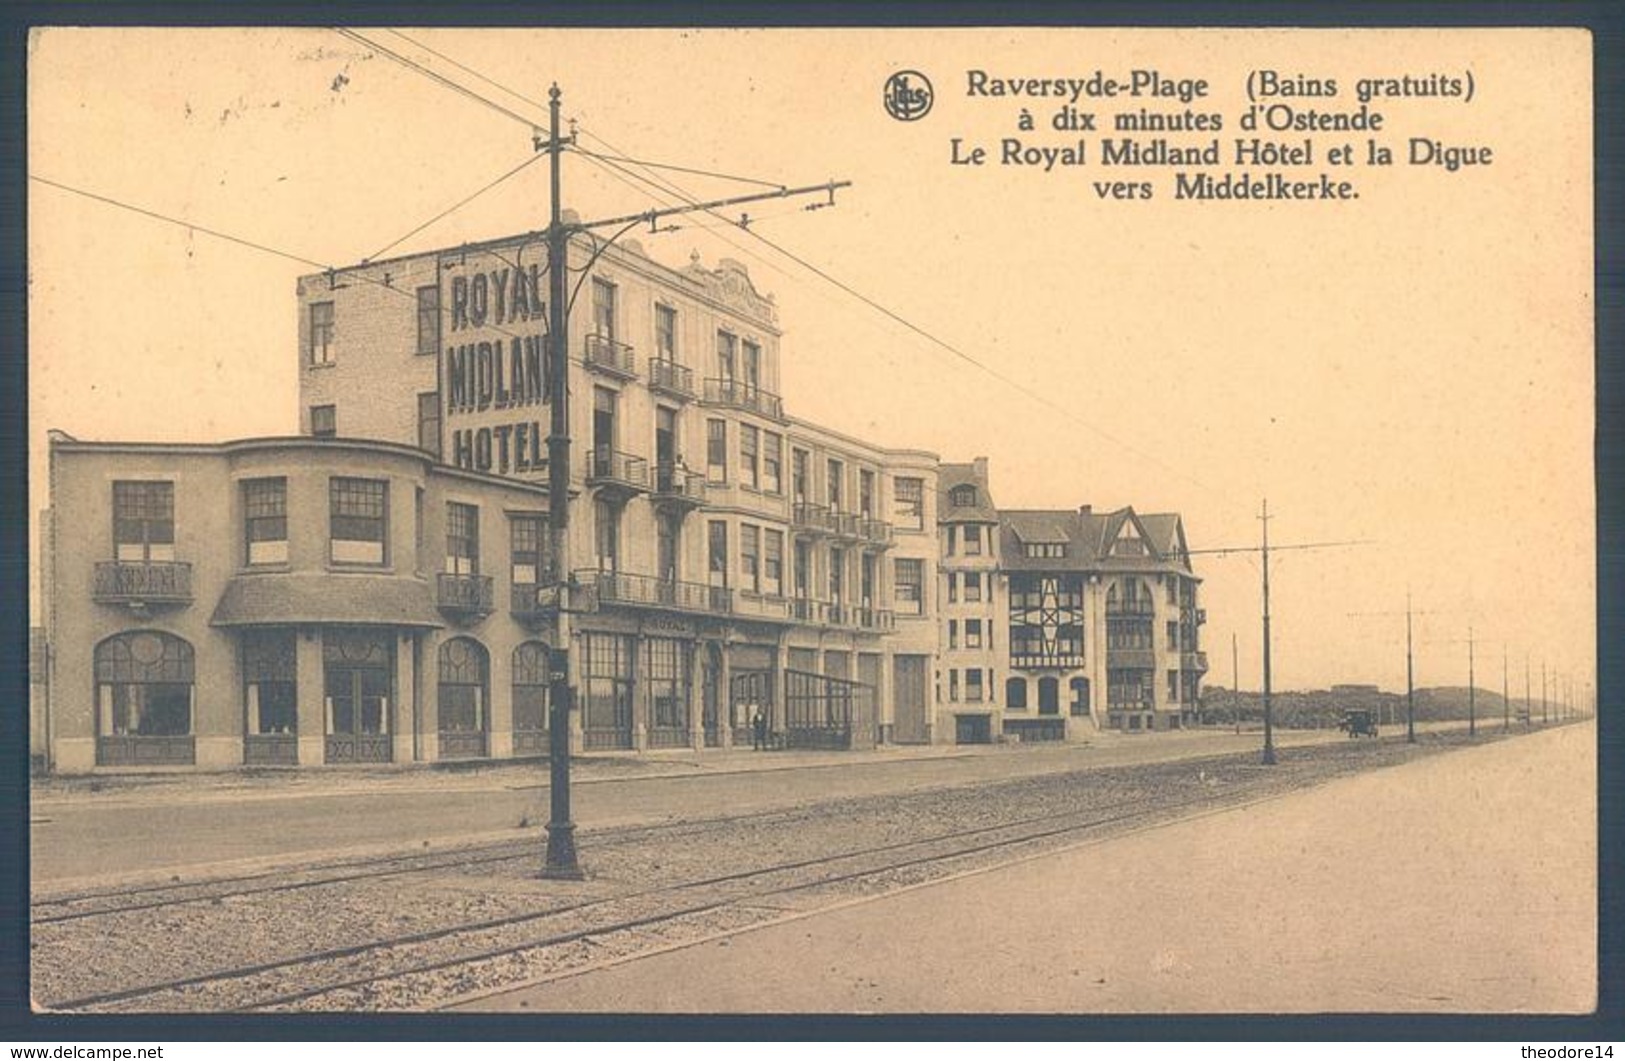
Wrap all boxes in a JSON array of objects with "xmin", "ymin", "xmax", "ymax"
[{"xmin": 44, "ymin": 616, "xmax": 934, "ymax": 772}]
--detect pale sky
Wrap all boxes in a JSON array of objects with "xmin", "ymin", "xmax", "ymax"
[{"xmin": 27, "ymin": 27, "xmax": 1596, "ymax": 698}]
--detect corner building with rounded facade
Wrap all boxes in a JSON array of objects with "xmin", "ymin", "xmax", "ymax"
[{"xmin": 35, "ymin": 225, "xmax": 1201, "ymax": 772}]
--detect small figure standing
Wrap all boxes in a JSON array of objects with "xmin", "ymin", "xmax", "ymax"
[{"xmin": 751, "ymin": 706, "xmax": 768, "ymax": 751}]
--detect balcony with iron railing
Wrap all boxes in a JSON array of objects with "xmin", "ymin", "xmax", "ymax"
[
  {"xmin": 584, "ymin": 333, "xmax": 636, "ymax": 378},
  {"xmin": 652, "ymin": 461, "xmax": 707, "ymax": 509},
  {"xmin": 93, "ymin": 561, "xmax": 194, "ymax": 608},
  {"xmin": 581, "ymin": 569, "xmax": 732, "ymax": 616},
  {"xmin": 789, "ymin": 597, "xmax": 827, "ymax": 624},
  {"xmin": 704, "ymin": 377, "xmax": 784, "ymax": 420},
  {"xmin": 855, "ymin": 606, "xmax": 896, "ymax": 632},
  {"xmin": 829, "ymin": 511, "xmax": 862, "ymax": 541},
  {"xmin": 647, "ymin": 358, "xmax": 696, "ymax": 400},
  {"xmin": 1196, "ymin": 608, "xmax": 1208, "ymax": 625},
  {"xmin": 1182, "ymin": 650, "xmax": 1210, "ymax": 673},
  {"xmin": 437, "ymin": 572, "xmax": 495, "ymax": 618},
  {"xmin": 587, "ymin": 447, "xmax": 650, "ymax": 495},
  {"xmin": 792, "ymin": 502, "xmax": 835, "ymax": 536},
  {"xmin": 860, "ymin": 518, "xmax": 895, "ymax": 548}
]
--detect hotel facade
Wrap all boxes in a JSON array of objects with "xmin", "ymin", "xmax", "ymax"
[{"xmin": 33, "ymin": 228, "xmax": 1200, "ymax": 772}]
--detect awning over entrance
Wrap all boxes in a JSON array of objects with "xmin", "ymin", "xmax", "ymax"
[{"xmin": 209, "ymin": 574, "xmax": 444, "ymax": 629}]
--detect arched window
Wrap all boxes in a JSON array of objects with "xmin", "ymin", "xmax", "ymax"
[
  {"xmin": 95, "ymin": 631, "xmax": 195, "ymax": 765},
  {"xmin": 1006, "ymin": 676, "xmax": 1028, "ymax": 710},
  {"xmin": 438, "ymin": 637, "xmax": 489, "ymax": 758},
  {"xmin": 512, "ymin": 641, "xmax": 550, "ymax": 755}
]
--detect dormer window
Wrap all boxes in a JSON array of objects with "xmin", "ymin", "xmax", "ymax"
[
  {"xmin": 1024, "ymin": 542, "xmax": 1067, "ymax": 559},
  {"xmin": 950, "ymin": 484, "xmax": 977, "ymax": 508}
]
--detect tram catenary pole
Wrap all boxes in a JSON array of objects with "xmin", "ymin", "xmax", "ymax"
[
  {"xmin": 535, "ymin": 85, "xmax": 849, "ymax": 879},
  {"xmin": 541, "ymin": 84, "xmax": 582, "ymax": 880}
]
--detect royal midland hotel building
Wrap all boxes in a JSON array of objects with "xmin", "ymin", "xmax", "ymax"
[{"xmin": 35, "ymin": 225, "xmax": 1205, "ymax": 772}]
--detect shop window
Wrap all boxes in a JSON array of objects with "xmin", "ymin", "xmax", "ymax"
[{"xmin": 243, "ymin": 629, "xmax": 297, "ymax": 734}]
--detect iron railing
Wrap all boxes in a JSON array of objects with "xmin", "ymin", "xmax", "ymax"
[
  {"xmin": 587, "ymin": 448, "xmax": 651, "ymax": 491},
  {"xmin": 437, "ymin": 573, "xmax": 495, "ymax": 616},
  {"xmin": 860, "ymin": 519, "xmax": 894, "ymax": 546},
  {"xmin": 93, "ymin": 561, "xmax": 193, "ymax": 605},
  {"xmin": 648, "ymin": 358, "xmax": 695, "ymax": 398},
  {"xmin": 704, "ymin": 377, "xmax": 784, "ymax": 419},
  {"xmin": 584, "ymin": 333, "xmax": 636, "ymax": 377},
  {"xmin": 653, "ymin": 461, "xmax": 707, "ymax": 504},
  {"xmin": 792, "ymin": 502, "xmax": 834, "ymax": 534},
  {"xmin": 582, "ymin": 569, "xmax": 732, "ymax": 615}
]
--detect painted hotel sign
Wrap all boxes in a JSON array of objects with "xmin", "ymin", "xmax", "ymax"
[{"xmin": 443, "ymin": 255, "xmax": 549, "ymax": 477}]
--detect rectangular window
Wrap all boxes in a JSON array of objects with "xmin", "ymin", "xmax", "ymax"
[
  {"xmin": 655, "ymin": 303, "xmax": 677, "ymax": 361},
  {"xmin": 967, "ymin": 618, "xmax": 983, "ymax": 649},
  {"xmin": 417, "ymin": 392, "xmax": 441, "ymax": 458},
  {"xmin": 708, "ymin": 520, "xmax": 728, "ymax": 588},
  {"xmin": 965, "ymin": 525, "xmax": 983, "ymax": 555},
  {"xmin": 113, "ymin": 481, "xmax": 175, "ymax": 562},
  {"xmin": 446, "ymin": 502, "xmax": 479, "ymax": 575},
  {"xmin": 894, "ymin": 558, "xmax": 924, "ymax": 615},
  {"xmin": 792, "ymin": 448, "xmax": 810, "ymax": 502},
  {"xmin": 859, "ymin": 469, "xmax": 875, "ymax": 519},
  {"xmin": 310, "ymin": 404, "xmax": 336, "ymax": 438},
  {"xmin": 861, "ymin": 553, "xmax": 876, "ymax": 606},
  {"xmin": 1168, "ymin": 670, "xmax": 1181, "ymax": 702},
  {"xmin": 946, "ymin": 525, "xmax": 957, "ymax": 556},
  {"xmin": 894, "ymin": 477, "xmax": 924, "ymax": 530},
  {"xmin": 966, "ymin": 669, "xmax": 984, "ymax": 703},
  {"xmin": 717, "ymin": 331, "xmax": 737, "ymax": 381},
  {"xmin": 594, "ymin": 498, "xmax": 618, "ymax": 572},
  {"xmin": 242, "ymin": 478, "xmax": 288, "ymax": 566},
  {"xmin": 416, "ymin": 285, "xmax": 439, "ymax": 356},
  {"xmin": 330, "ymin": 477, "xmax": 387, "ymax": 564},
  {"xmin": 763, "ymin": 433, "xmax": 783, "ymax": 494},
  {"xmin": 707, "ymin": 419, "xmax": 727, "ymax": 482},
  {"xmin": 764, "ymin": 529, "xmax": 784, "ymax": 596},
  {"xmin": 949, "ymin": 669, "xmax": 960, "ymax": 702},
  {"xmin": 309, "ymin": 301, "xmax": 334, "ymax": 365},
  {"xmin": 966, "ymin": 572, "xmax": 983, "ymax": 603},
  {"xmin": 827, "ymin": 458, "xmax": 844, "ymax": 511},
  {"xmin": 1167, "ymin": 577, "xmax": 1179, "ymax": 605},
  {"xmin": 794, "ymin": 539, "xmax": 811, "ymax": 598},
  {"xmin": 741, "ymin": 524, "xmax": 761, "ymax": 593},
  {"xmin": 511, "ymin": 514, "xmax": 548, "ymax": 585},
  {"xmin": 948, "ymin": 571, "xmax": 959, "ymax": 603},
  {"xmin": 829, "ymin": 548, "xmax": 846, "ymax": 603},
  {"xmin": 592, "ymin": 277, "xmax": 617, "ymax": 340},
  {"xmin": 948, "ymin": 619, "xmax": 958, "ymax": 650},
  {"xmin": 742, "ymin": 339, "xmax": 760, "ymax": 391},
  {"xmin": 741, "ymin": 424, "xmax": 760, "ymax": 489},
  {"xmin": 1167, "ymin": 620, "xmax": 1180, "ymax": 650}
]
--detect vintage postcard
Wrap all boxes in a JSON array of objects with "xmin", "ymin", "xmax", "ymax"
[{"xmin": 24, "ymin": 26, "xmax": 1596, "ymax": 1021}]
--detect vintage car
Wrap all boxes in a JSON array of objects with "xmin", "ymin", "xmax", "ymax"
[{"xmin": 1338, "ymin": 709, "xmax": 1379, "ymax": 738}]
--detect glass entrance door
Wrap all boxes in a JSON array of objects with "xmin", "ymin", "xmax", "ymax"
[{"xmin": 324, "ymin": 631, "xmax": 393, "ymax": 763}]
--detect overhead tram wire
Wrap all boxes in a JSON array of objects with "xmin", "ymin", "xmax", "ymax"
[
  {"xmin": 571, "ymin": 129, "xmax": 1234, "ymax": 510},
  {"xmin": 30, "ymin": 174, "xmax": 541, "ymax": 349},
  {"xmin": 331, "ymin": 29, "xmax": 542, "ymax": 134},
  {"xmin": 363, "ymin": 26, "xmax": 1239, "ymax": 513},
  {"xmin": 346, "ymin": 35, "xmax": 1252, "ymax": 513},
  {"xmin": 364, "ymin": 152, "xmax": 548, "ymax": 264}
]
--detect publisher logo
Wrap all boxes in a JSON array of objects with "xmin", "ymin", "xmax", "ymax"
[{"xmin": 883, "ymin": 70, "xmax": 933, "ymax": 122}]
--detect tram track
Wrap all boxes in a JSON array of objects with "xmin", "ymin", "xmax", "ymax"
[{"xmin": 32, "ymin": 729, "xmax": 1518, "ymax": 1013}]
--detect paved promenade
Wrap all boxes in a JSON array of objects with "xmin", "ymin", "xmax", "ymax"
[{"xmin": 461, "ymin": 722, "xmax": 1595, "ymax": 1014}]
